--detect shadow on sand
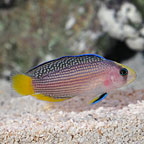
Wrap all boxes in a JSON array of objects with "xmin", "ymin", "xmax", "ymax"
[{"xmin": 51, "ymin": 89, "xmax": 144, "ymax": 112}]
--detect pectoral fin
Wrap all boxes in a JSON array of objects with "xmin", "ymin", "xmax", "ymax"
[{"xmin": 89, "ymin": 93, "xmax": 108, "ymax": 105}]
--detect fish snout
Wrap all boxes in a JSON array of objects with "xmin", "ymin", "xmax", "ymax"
[{"xmin": 127, "ymin": 68, "xmax": 136, "ymax": 85}]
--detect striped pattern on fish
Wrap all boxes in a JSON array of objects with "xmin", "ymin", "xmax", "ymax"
[
  {"xmin": 29, "ymin": 55, "xmax": 110, "ymax": 98},
  {"xmin": 11, "ymin": 54, "xmax": 136, "ymax": 104}
]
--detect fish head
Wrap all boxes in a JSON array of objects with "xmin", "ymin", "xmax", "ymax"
[{"xmin": 104, "ymin": 61, "xmax": 136, "ymax": 90}]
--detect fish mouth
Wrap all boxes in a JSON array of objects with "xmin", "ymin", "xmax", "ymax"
[
  {"xmin": 126, "ymin": 67, "xmax": 136, "ymax": 85},
  {"xmin": 115, "ymin": 62, "xmax": 136, "ymax": 85}
]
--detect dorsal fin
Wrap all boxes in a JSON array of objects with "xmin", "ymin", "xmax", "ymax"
[{"xmin": 27, "ymin": 54, "xmax": 106, "ymax": 73}]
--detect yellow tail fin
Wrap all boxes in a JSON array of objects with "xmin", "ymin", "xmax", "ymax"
[
  {"xmin": 12, "ymin": 74, "xmax": 34, "ymax": 96},
  {"xmin": 12, "ymin": 74, "xmax": 70, "ymax": 102}
]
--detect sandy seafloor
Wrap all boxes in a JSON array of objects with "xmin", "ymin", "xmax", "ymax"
[{"xmin": 0, "ymin": 53, "xmax": 144, "ymax": 144}]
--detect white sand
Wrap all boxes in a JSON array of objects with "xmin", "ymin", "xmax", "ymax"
[{"xmin": 0, "ymin": 53, "xmax": 144, "ymax": 143}]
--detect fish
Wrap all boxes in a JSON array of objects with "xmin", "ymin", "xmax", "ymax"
[{"xmin": 12, "ymin": 54, "xmax": 136, "ymax": 105}]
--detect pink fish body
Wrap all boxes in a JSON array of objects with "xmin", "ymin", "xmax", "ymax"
[{"xmin": 12, "ymin": 54, "xmax": 136, "ymax": 104}]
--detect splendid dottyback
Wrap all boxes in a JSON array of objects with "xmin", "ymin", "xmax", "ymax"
[{"xmin": 12, "ymin": 54, "xmax": 136, "ymax": 104}]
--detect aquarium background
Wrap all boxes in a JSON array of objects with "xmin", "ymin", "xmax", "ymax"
[{"xmin": 0, "ymin": 0, "xmax": 144, "ymax": 79}]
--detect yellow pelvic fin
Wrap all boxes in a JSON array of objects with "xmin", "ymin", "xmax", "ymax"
[
  {"xmin": 12, "ymin": 74, "xmax": 34, "ymax": 96},
  {"xmin": 32, "ymin": 93, "xmax": 70, "ymax": 102},
  {"xmin": 88, "ymin": 97, "xmax": 99, "ymax": 105},
  {"xmin": 89, "ymin": 93, "xmax": 108, "ymax": 105}
]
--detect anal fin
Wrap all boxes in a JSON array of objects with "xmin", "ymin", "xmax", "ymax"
[{"xmin": 32, "ymin": 93, "xmax": 70, "ymax": 102}]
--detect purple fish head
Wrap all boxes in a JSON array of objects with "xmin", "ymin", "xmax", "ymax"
[{"xmin": 104, "ymin": 61, "xmax": 136, "ymax": 91}]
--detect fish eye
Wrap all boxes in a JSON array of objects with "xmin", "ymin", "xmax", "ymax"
[{"xmin": 120, "ymin": 68, "xmax": 128, "ymax": 76}]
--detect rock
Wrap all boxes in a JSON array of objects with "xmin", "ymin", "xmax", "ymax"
[
  {"xmin": 118, "ymin": 2, "xmax": 142, "ymax": 24},
  {"xmin": 65, "ymin": 15, "xmax": 76, "ymax": 30},
  {"xmin": 126, "ymin": 37, "xmax": 144, "ymax": 50},
  {"xmin": 98, "ymin": 1, "xmax": 144, "ymax": 51}
]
